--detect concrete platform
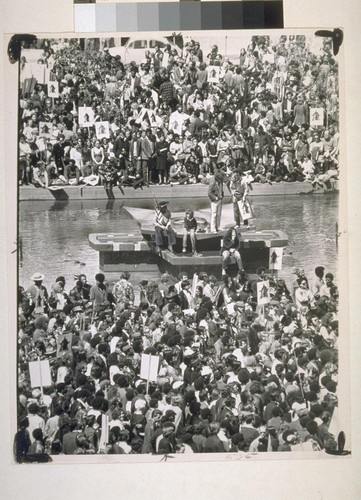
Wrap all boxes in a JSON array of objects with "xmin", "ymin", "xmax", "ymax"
[{"xmin": 19, "ymin": 181, "xmax": 318, "ymax": 202}]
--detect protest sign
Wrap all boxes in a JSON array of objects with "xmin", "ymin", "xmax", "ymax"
[
  {"xmin": 310, "ymin": 108, "xmax": 324, "ymax": 127},
  {"xmin": 38, "ymin": 122, "xmax": 52, "ymax": 137},
  {"xmin": 207, "ymin": 65, "xmax": 220, "ymax": 84},
  {"xmin": 29, "ymin": 359, "xmax": 52, "ymax": 388},
  {"xmin": 47, "ymin": 81, "xmax": 59, "ymax": 98},
  {"xmin": 140, "ymin": 354, "xmax": 160, "ymax": 383},
  {"xmin": 78, "ymin": 106, "xmax": 95, "ymax": 127},
  {"xmin": 257, "ymin": 280, "xmax": 270, "ymax": 305},
  {"xmin": 269, "ymin": 247, "xmax": 283, "ymax": 270},
  {"xmin": 56, "ymin": 333, "xmax": 73, "ymax": 358},
  {"xmin": 95, "ymin": 121, "xmax": 110, "ymax": 139},
  {"xmin": 98, "ymin": 414, "xmax": 109, "ymax": 453}
]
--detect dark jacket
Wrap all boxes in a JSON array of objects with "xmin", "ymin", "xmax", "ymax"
[
  {"xmin": 208, "ymin": 180, "xmax": 223, "ymax": 202},
  {"xmin": 222, "ymin": 229, "xmax": 241, "ymax": 251}
]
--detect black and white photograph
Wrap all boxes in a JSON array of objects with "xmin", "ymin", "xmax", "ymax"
[{"xmin": 14, "ymin": 30, "xmax": 346, "ymax": 462}]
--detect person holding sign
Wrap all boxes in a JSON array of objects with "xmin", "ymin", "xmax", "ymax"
[
  {"xmin": 153, "ymin": 200, "xmax": 176, "ymax": 254},
  {"xmin": 220, "ymin": 227, "xmax": 244, "ymax": 275}
]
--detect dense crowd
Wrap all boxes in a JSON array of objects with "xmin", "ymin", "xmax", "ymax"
[
  {"xmin": 18, "ymin": 35, "xmax": 339, "ymax": 191},
  {"xmin": 15, "ymin": 263, "xmax": 339, "ymax": 458}
]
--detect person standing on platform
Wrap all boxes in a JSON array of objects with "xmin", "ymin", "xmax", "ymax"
[
  {"xmin": 153, "ymin": 200, "xmax": 177, "ymax": 254},
  {"xmin": 208, "ymin": 172, "xmax": 224, "ymax": 234},
  {"xmin": 229, "ymin": 169, "xmax": 248, "ymax": 228}
]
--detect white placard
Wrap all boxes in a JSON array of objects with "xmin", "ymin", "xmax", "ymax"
[
  {"xmin": 28, "ymin": 359, "xmax": 52, "ymax": 388},
  {"xmin": 99, "ymin": 414, "xmax": 109, "ymax": 453},
  {"xmin": 140, "ymin": 354, "xmax": 160, "ymax": 382},
  {"xmin": 191, "ymin": 273, "xmax": 198, "ymax": 297}
]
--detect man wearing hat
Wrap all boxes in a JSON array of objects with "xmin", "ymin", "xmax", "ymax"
[
  {"xmin": 26, "ymin": 273, "xmax": 49, "ymax": 315},
  {"xmin": 153, "ymin": 200, "xmax": 176, "ymax": 254}
]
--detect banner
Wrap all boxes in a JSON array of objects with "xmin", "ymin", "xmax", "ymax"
[
  {"xmin": 257, "ymin": 280, "xmax": 270, "ymax": 305},
  {"xmin": 29, "ymin": 359, "xmax": 52, "ymax": 388},
  {"xmin": 140, "ymin": 354, "xmax": 160, "ymax": 382},
  {"xmin": 309, "ymin": 108, "xmax": 324, "ymax": 127},
  {"xmin": 269, "ymin": 247, "xmax": 283, "ymax": 270}
]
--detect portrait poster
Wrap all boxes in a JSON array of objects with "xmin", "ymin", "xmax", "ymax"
[
  {"xmin": 56, "ymin": 333, "xmax": 73, "ymax": 358},
  {"xmin": 78, "ymin": 106, "xmax": 95, "ymax": 127},
  {"xmin": 269, "ymin": 247, "xmax": 283, "ymax": 270},
  {"xmin": 95, "ymin": 120, "xmax": 110, "ymax": 139},
  {"xmin": 2, "ymin": 0, "xmax": 361, "ymax": 498},
  {"xmin": 169, "ymin": 110, "xmax": 189, "ymax": 135},
  {"xmin": 47, "ymin": 81, "xmax": 59, "ymax": 98},
  {"xmin": 310, "ymin": 107, "xmax": 325, "ymax": 127},
  {"xmin": 38, "ymin": 121, "xmax": 52, "ymax": 137},
  {"xmin": 206, "ymin": 65, "xmax": 221, "ymax": 83},
  {"xmin": 257, "ymin": 280, "xmax": 270, "ymax": 305}
]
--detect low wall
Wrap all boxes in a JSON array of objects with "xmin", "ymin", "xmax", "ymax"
[{"xmin": 19, "ymin": 181, "xmax": 316, "ymax": 202}]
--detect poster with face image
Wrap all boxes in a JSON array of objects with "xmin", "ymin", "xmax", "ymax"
[
  {"xmin": 47, "ymin": 81, "xmax": 59, "ymax": 98},
  {"xmin": 206, "ymin": 65, "xmax": 221, "ymax": 83},
  {"xmin": 95, "ymin": 120, "xmax": 110, "ymax": 139},
  {"xmin": 78, "ymin": 106, "xmax": 95, "ymax": 127}
]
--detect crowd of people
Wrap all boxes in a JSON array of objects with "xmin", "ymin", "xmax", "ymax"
[
  {"xmin": 16, "ymin": 261, "xmax": 339, "ymax": 458},
  {"xmin": 18, "ymin": 35, "xmax": 339, "ymax": 192}
]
